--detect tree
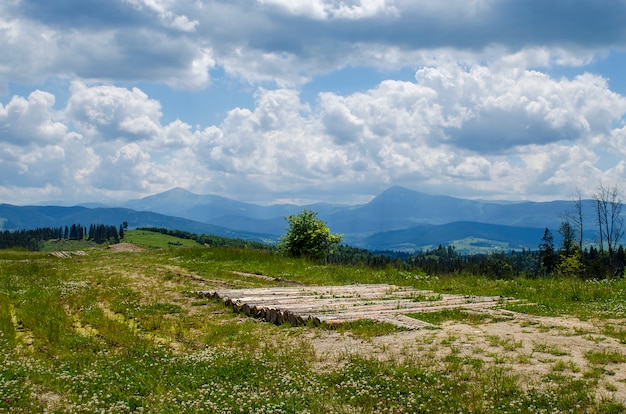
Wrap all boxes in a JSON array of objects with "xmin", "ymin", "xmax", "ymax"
[
  {"xmin": 538, "ymin": 228, "xmax": 557, "ymax": 277},
  {"xmin": 278, "ymin": 209, "xmax": 342, "ymax": 261},
  {"xmin": 557, "ymin": 220, "xmax": 584, "ymax": 278},
  {"xmin": 562, "ymin": 189, "xmax": 584, "ymax": 251},
  {"xmin": 558, "ymin": 220, "xmax": 576, "ymax": 257},
  {"xmin": 593, "ymin": 184, "xmax": 624, "ymax": 277},
  {"xmin": 558, "ymin": 250, "xmax": 584, "ymax": 279},
  {"xmin": 572, "ymin": 189, "xmax": 585, "ymax": 251}
]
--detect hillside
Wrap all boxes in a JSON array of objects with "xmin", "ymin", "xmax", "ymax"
[
  {"xmin": 0, "ymin": 204, "xmax": 274, "ymax": 244},
  {"xmin": 1, "ymin": 186, "xmax": 602, "ymax": 251},
  {"xmin": 122, "ymin": 186, "xmax": 599, "ymax": 251},
  {"xmin": 360, "ymin": 221, "xmax": 547, "ymax": 253}
]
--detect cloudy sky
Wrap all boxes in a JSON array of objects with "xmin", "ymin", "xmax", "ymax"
[{"xmin": 2, "ymin": 0, "xmax": 626, "ymax": 206}]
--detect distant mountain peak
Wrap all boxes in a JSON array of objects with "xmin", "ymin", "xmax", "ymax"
[
  {"xmin": 160, "ymin": 187, "xmax": 195, "ymax": 197},
  {"xmin": 370, "ymin": 186, "xmax": 424, "ymax": 204},
  {"xmin": 380, "ymin": 186, "xmax": 416, "ymax": 196}
]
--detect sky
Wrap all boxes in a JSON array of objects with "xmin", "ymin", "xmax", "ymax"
[{"xmin": 2, "ymin": 0, "xmax": 626, "ymax": 206}]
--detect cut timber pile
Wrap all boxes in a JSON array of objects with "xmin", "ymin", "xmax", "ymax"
[
  {"xmin": 48, "ymin": 251, "xmax": 87, "ymax": 258},
  {"xmin": 198, "ymin": 284, "xmax": 511, "ymax": 330}
]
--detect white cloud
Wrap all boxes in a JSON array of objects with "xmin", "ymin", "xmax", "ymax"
[
  {"xmin": 123, "ymin": 0, "xmax": 199, "ymax": 32},
  {"xmin": 4, "ymin": 0, "xmax": 626, "ymax": 92},
  {"xmin": 0, "ymin": 90, "xmax": 71, "ymax": 146},
  {"xmin": 2, "ymin": 61, "xmax": 626, "ymax": 204},
  {"xmin": 66, "ymin": 82, "xmax": 163, "ymax": 142},
  {"xmin": 410, "ymin": 64, "xmax": 626, "ymax": 153},
  {"xmin": 0, "ymin": 1, "xmax": 213, "ymax": 91},
  {"xmin": 258, "ymin": 0, "xmax": 397, "ymax": 20},
  {"xmin": 3, "ymin": 1, "xmax": 626, "ymax": 204}
]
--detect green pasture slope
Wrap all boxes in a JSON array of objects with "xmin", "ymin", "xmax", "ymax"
[
  {"xmin": 1, "ymin": 230, "xmax": 626, "ymax": 413},
  {"xmin": 122, "ymin": 229, "xmax": 202, "ymax": 248}
]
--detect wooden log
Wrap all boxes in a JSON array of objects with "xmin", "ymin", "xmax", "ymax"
[
  {"xmin": 382, "ymin": 314, "xmax": 434, "ymax": 330},
  {"xmin": 285, "ymin": 310, "xmax": 299, "ymax": 325},
  {"xmin": 274, "ymin": 309, "xmax": 283, "ymax": 325},
  {"xmin": 266, "ymin": 308, "xmax": 276, "ymax": 324},
  {"xmin": 212, "ymin": 284, "xmax": 396, "ymax": 299},
  {"xmin": 203, "ymin": 285, "xmax": 445, "ymax": 301},
  {"xmin": 206, "ymin": 284, "xmax": 511, "ymax": 329},
  {"xmin": 215, "ymin": 295, "xmax": 499, "ymax": 322},
  {"xmin": 242, "ymin": 303, "xmax": 255, "ymax": 316}
]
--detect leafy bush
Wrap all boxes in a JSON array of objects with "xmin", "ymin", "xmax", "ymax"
[{"xmin": 277, "ymin": 210, "xmax": 342, "ymax": 261}]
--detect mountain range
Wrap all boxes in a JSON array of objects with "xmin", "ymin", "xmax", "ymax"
[{"xmin": 1, "ymin": 186, "xmax": 600, "ymax": 253}]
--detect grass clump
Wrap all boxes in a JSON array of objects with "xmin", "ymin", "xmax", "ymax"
[
  {"xmin": 407, "ymin": 308, "xmax": 492, "ymax": 325},
  {"xmin": 533, "ymin": 342, "xmax": 569, "ymax": 357},
  {"xmin": 323, "ymin": 319, "xmax": 405, "ymax": 339},
  {"xmin": 602, "ymin": 324, "xmax": 626, "ymax": 344},
  {"xmin": 584, "ymin": 349, "xmax": 626, "ymax": 365}
]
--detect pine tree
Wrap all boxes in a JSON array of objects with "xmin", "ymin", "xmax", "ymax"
[{"xmin": 539, "ymin": 228, "xmax": 557, "ymax": 277}]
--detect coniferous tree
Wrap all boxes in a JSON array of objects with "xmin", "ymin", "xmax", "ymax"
[{"xmin": 539, "ymin": 228, "xmax": 557, "ymax": 277}]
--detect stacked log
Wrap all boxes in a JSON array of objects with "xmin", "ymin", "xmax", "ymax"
[{"xmin": 198, "ymin": 284, "xmax": 512, "ymax": 330}]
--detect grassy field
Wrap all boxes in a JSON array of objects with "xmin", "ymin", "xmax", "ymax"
[
  {"xmin": 2, "ymin": 231, "xmax": 626, "ymax": 412},
  {"xmin": 121, "ymin": 230, "xmax": 202, "ymax": 249}
]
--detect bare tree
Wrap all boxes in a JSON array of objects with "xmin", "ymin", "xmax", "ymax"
[
  {"xmin": 593, "ymin": 183, "xmax": 625, "ymax": 276},
  {"xmin": 572, "ymin": 189, "xmax": 584, "ymax": 251},
  {"xmin": 560, "ymin": 188, "xmax": 584, "ymax": 251}
]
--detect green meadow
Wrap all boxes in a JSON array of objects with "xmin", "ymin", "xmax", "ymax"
[{"xmin": 2, "ymin": 230, "xmax": 626, "ymax": 413}]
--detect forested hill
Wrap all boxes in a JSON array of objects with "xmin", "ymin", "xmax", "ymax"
[{"xmin": 0, "ymin": 204, "xmax": 274, "ymax": 244}]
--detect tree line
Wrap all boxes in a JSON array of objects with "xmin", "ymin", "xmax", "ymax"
[
  {"xmin": 0, "ymin": 223, "xmax": 127, "ymax": 251},
  {"xmin": 137, "ymin": 227, "xmax": 270, "ymax": 250},
  {"xmin": 2, "ymin": 182, "xmax": 625, "ymax": 280},
  {"xmin": 536, "ymin": 183, "xmax": 625, "ymax": 279},
  {"xmin": 298, "ymin": 183, "xmax": 626, "ymax": 280},
  {"xmin": 325, "ymin": 183, "xmax": 626, "ymax": 280}
]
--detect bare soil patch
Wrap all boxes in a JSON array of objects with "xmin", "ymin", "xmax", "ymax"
[
  {"xmin": 304, "ymin": 306, "xmax": 626, "ymax": 403},
  {"xmin": 201, "ymin": 284, "xmax": 626, "ymax": 403},
  {"xmin": 107, "ymin": 242, "xmax": 145, "ymax": 252},
  {"xmin": 231, "ymin": 271, "xmax": 303, "ymax": 285}
]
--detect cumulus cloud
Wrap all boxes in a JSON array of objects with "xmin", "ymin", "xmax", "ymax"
[
  {"xmin": 123, "ymin": 0, "xmax": 199, "ymax": 32},
  {"xmin": 258, "ymin": 0, "xmax": 397, "ymax": 20},
  {"xmin": 3, "ymin": 1, "xmax": 626, "ymax": 204},
  {"xmin": 188, "ymin": 65, "xmax": 626, "ymax": 200},
  {"xmin": 0, "ymin": 90, "xmax": 70, "ymax": 146},
  {"xmin": 0, "ymin": 1, "xmax": 213, "ymax": 91},
  {"xmin": 3, "ymin": 60, "xmax": 626, "ymax": 204},
  {"xmin": 66, "ymin": 82, "xmax": 163, "ymax": 142},
  {"xmin": 3, "ymin": 0, "xmax": 626, "ymax": 91}
]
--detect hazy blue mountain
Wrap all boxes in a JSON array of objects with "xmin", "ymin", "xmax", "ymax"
[
  {"xmin": 320, "ymin": 186, "xmax": 486, "ymax": 233},
  {"xmin": 124, "ymin": 187, "xmax": 302, "ymax": 222},
  {"xmin": 320, "ymin": 186, "xmax": 598, "ymax": 235},
  {"xmin": 359, "ymin": 221, "xmax": 547, "ymax": 252},
  {"xmin": 2, "ymin": 186, "xmax": 603, "ymax": 252},
  {"xmin": 119, "ymin": 185, "xmax": 600, "ymax": 251},
  {"xmin": 0, "ymin": 204, "xmax": 273, "ymax": 243}
]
